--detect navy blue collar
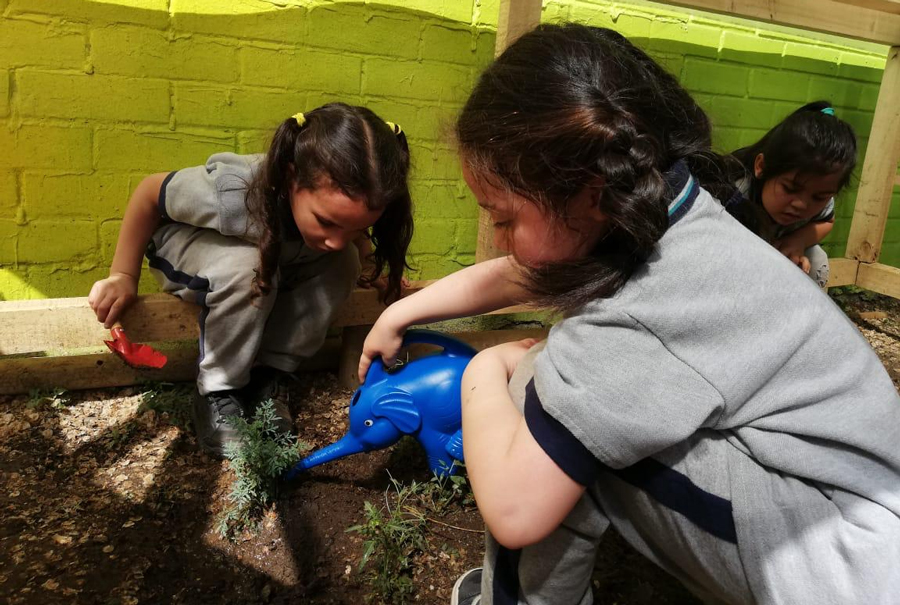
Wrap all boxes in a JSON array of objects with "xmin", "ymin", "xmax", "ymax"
[{"xmin": 664, "ymin": 160, "xmax": 698, "ymax": 227}]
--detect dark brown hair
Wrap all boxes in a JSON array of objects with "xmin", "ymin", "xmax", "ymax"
[
  {"xmin": 246, "ymin": 103, "xmax": 413, "ymax": 303},
  {"xmin": 457, "ymin": 23, "xmax": 735, "ymax": 312}
]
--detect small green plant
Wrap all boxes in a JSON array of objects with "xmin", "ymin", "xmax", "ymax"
[
  {"xmin": 138, "ymin": 382, "xmax": 193, "ymax": 428},
  {"xmin": 216, "ymin": 400, "xmax": 304, "ymax": 540},
  {"xmin": 348, "ymin": 470, "xmax": 476, "ymax": 604},
  {"xmin": 347, "ymin": 476, "xmax": 429, "ymax": 604},
  {"xmin": 27, "ymin": 387, "xmax": 71, "ymax": 410}
]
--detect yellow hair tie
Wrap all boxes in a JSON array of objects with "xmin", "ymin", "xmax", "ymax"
[
  {"xmin": 385, "ymin": 121, "xmax": 402, "ymax": 135},
  {"xmin": 293, "ymin": 112, "xmax": 306, "ymax": 127}
]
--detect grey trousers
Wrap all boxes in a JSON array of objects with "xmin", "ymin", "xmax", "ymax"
[
  {"xmin": 476, "ymin": 343, "xmax": 900, "ymax": 605},
  {"xmin": 147, "ymin": 223, "xmax": 359, "ymax": 395}
]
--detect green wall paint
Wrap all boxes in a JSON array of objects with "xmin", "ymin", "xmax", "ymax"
[{"xmin": 0, "ymin": 0, "xmax": 894, "ymax": 299}]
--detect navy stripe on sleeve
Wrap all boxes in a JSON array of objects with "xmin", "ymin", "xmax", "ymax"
[
  {"xmin": 523, "ymin": 379, "xmax": 602, "ymax": 486},
  {"xmin": 158, "ymin": 170, "xmax": 177, "ymax": 220},
  {"xmin": 524, "ymin": 378, "xmax": 737, "ymax": 544}
]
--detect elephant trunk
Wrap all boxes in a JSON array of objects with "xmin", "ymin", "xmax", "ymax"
[{"xmin": 284, "ymin": 434, "xmax": 366, "ymax": 480}]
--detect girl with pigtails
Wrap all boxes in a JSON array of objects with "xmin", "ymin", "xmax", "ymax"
[
  {"xmin": 359, "ymin": 24, "xmax": 900, "ymax": 604},
  {"xmin": 89, "ymin": 103, "xmax": 414, "ymax": 457}
]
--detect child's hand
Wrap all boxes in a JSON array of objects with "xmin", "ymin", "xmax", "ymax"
[
  {"xmin": 774, "ymin": 237, "xmax": 811, "ymax": 273},
  {"xmin": 88, "ymin": 273, "xmax": 138, "ymax": 328},
  {"xmin": 358, "ymin": 313, "xmax": 406, "ymax": 383}
]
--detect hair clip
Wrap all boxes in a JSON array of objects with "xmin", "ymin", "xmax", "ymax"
[
  {"xmin": 385, "ymin": 121, "xmax": 402, "ymax": 135},
  {"xmin": 293, "ymin": 112, "xmax": 307, "ymax": 126},
  {"xmin": 821, "ymin": 107, "xmax": 835, "ymax": 116}
]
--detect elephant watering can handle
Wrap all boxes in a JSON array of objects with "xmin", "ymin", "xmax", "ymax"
[{"xmin": 402, "ymin": 329, "xmax": 477, "ymax": 358}]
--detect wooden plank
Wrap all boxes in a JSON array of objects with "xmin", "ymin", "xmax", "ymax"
[
  {"xmin": 855, "ymin": 262, "xmax": 900, "ymax": 298},
  {"xmin": 846, "ymin": 47, "xmax": 900, "ymax": 262},
  {"xmin": 0, "ymin": 282, "xmax": 430, "ymax": 356},
  {"xmin": 827, "ymin": 258, "xmax": 860, "ymax": 287},
  {"xmin": 496, "ymin": 0, "xmax": 543, "ymax": 57},
  {"xmin": 659, "ymin": 0, "xmax": 900, "ymax": 45},
  {"xmin": 0, "ymin": 339, "xmax": 341, "ymax": 395},
  {"xmin": 476, "ymin": 0, "xmax": 543, "ymax": 263},
  {"xmin": 894, "ymin": 174, "xmax": 900, "ymax": 187},
  {"xmin": 833, "ymin": 0, "xmax": 900, "ymax": 16}
]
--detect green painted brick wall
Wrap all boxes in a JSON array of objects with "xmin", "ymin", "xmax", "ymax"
[{"xmin": 0, "ymin": 0, "xmax": 896, "ymax": 300}]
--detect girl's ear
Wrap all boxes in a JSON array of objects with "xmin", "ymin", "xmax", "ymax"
[{"xmin": 753, "ymin": 153, "xmax": 765, "ymax": 179}]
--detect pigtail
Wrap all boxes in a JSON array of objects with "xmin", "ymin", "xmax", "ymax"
[{"xmin": 245, "ymin": 117, "xmax": 303, "ymax": 299}]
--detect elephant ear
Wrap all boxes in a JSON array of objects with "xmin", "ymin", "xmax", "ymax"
[{"xmin": 371, "ymin": 390, "xmax": 421, "ymax": 434}]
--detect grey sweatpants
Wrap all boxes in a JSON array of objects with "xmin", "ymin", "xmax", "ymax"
[
  {"xmin": 148, "ymin": 222, "xmax": 359, "ymax": 395},
  {"xmin": 475, "ymin": 344, "xmax": 900, "ymax": 605}
]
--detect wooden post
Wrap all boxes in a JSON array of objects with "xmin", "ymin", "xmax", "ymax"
[
  {"xmin": 338, "ymin": 325, "xmax": 371, "ymax": 389},
  {"xmin": 846, "ymin": 46, "xmax": 900, "ymax": 263},
  {"xmin": 475, "ymin": 0, "xmax": 544, "ymax": 264}
]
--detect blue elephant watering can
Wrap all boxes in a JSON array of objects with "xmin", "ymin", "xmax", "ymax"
[{"xmin": 285, "ymin": 329, "xmax": 477, "ymax": 480}]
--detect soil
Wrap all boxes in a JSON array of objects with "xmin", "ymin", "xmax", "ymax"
[{"xmin": 2, "ymin": 287, "xmax": 898, "ymax": 605}]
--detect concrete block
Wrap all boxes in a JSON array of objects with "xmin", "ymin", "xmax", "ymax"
[
  {"xmin": 365, "ymin": 58, "xmax": 472, "ymax": 103},
  {"xmin": 410, "ymin": 218, "xmax": 457, "ymax": 255},
  {"xmin": 0, "ymin": 126, "xmax": 93, "ymax": 170},
  {"xmin": 18, "ymin": 71, "xmax": 169, "ymax": 122},
  {"xmin": 23, "ymin": 172, "xmax": 131, "ymax": 220},
  {"xmin": 241, "ymin": 46, "xmax": 362, "ymax": 95},
  {"xmin": 782, "ymin": 42, "xmax": 840, "ymax": 76},
  {"xmin": 719, "ymin": 31, "xmax": 784, "ymax": 67},
  {"xmin": 837, "ymin": 52, "xmax": 886, "ymax": 83},
  {"xmin": 307, "ymin": 7, "xmax": 421, "ymax": 59},
  {"xmin": 421, "ymin": 24, "xmax": 478, "ymax": 65},
  {"xmin": 0, "ymin": 172, "xmax": 16, "ymax": 218},
  {"xmin": 707, "ymin": 96, "xmax": 778, "ymax": 129},
  {"xmin": 648, "ymin": 18, "xmax": 719, "ymax": 59},
  {"xmin": 748, "ymin": 68, "xmax": 810, "ymax": 102},
  {"xmin": 18, "ymin": 219, "xmax": 97, "ymax": 263},
  {"xmin": 0, "ymin": 18, "xmax": 85, "ymax": 69},
  {"xmin": 681, "ymin": 58, "xmax": 748, "ymax": 97},
  {"xmin": 174, "ymin": 83, "xmax": 304, "ymax": 129},
  {"xmin": 0, "ymin": 70, "xmax": 9, "ymax": 118},
  {"xmin": 807, "ymin": 76, "xmax": 861, "ymax": 110},
  {"xmin": 0, "ymin": 219, "xmax": 16, "ymax": 265},
  {"xmin": 94, "ymin": 128, "xmax": 233, "ymax": 171},
  {"xmin": 92, "ymin": 27, "xmax": 239, "ymax": 83},
  {"xmin": 172, "ymin": 1, "xmax": 308, "ymax": 44}
]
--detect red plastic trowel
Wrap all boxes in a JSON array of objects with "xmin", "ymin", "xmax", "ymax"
[{"xmin": 104, "ymin": 324, "xmax": 168, "ymax": 369}]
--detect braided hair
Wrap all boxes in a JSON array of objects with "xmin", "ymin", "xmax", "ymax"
[
  {"xmin": 456, "ymin": 23, "xmax": 735, "ymax": 312},
  {"xmin": 246, "ymin": 103, "xmax": 413, "ymax": 303}
]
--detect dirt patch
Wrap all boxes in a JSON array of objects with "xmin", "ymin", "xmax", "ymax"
[{"xmin": 2, "ymin": 287, "xmax": 896, "ymax": 605}]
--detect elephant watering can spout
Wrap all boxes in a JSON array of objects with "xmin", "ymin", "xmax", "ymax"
[{"xmin": 284, "ymin": 434, "xmax": 366, "ymax": 480}]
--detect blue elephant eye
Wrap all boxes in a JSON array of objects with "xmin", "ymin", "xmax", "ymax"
[{"xmin": 364, "ymin": 419, "xmax": 374, "ymax": 427}]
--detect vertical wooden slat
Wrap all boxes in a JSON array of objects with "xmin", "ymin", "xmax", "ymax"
[
  {"xmin": 846, "ymin": 46, "xmax": 900, "ymax": 263},
  {"xmin": 475, "ymin": 0, "xmax": 544, "ymax": 264}
]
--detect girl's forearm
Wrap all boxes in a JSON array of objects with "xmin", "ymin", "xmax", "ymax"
[
  {"xmin": 790, "ymin": 219, "xmax": 834, "ymax": 249},
  {"xmin": 383, "ymin": 255, "xmax": 531, "ymax": 330},
  {"xmin": 109, "ymin": 173, "xmax": 167, "ymax": 279}
]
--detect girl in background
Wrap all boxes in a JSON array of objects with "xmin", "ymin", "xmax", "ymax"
[{"xmin": 727, "ymin": 101, "xmax": 857, "ymax": 287}]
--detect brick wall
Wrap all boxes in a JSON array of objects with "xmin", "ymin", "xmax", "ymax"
[{"xmin": 0, "ymin": 0, "xmax": 894, "ymax": 300}]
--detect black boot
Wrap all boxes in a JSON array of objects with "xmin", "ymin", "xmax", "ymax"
[
  {"xmin": 191, "ymin": 389, "xmax": 247, "ymax": 457},
  {"xmin": 242, "ymin": 366, "xmax": 295, "ymax": 435}
]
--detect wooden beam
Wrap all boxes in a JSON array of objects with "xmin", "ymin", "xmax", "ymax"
[
  {"xmin": 0, "ymin": 282, "xmax": 430, "ymax": 356},
  {"xmin": 855, "ymin": 262, "xmax": 900, "ymax": 298},
  {"xmin": 832, "ymin": 0, "xmax": 900, "ymax": 16},
  {"xmin": 660, "ymin": 0, "xmax": 900, "ymax": 45},
  {"xmin": 476, "ymin": 0, "xmax": 544, "ymax": 264},
  {"xmin": 0, "ymin": 339, "xmax": 341, "ymax": 396},
  {"xmin": 846, "ymin": 47, "xmax": 900, "ymax": 262},
  {"xmin": 827, "ymin": 257, "xmax": 860, "ymax": 287}
]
